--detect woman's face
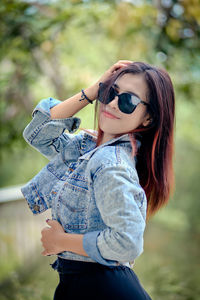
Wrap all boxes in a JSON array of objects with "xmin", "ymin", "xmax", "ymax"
[{"xmin": 99, "ymin": 73, "xmax": 151, "ymax": 142}]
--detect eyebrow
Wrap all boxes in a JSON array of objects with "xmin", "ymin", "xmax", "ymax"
[{"xmin": 113, "ymin": 83, "xmax": 142, "ymax": 99}]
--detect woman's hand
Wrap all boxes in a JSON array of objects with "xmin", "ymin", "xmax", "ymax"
[
  {"xmin": 97, "ymin": 60, "xmax": 133, "ymax": 84},
  {"xmin": 41, "ymin": 219, "xmax": 88, "ymax": 257},
  {"xmin": 85, "ymin": 60, "xmax": 133, "ymax": 101},
  {"xmin": 41, "ymin": 219, "xmax": 66, "ymax": 256}
]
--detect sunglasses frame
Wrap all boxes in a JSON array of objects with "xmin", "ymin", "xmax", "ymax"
[{"xmin": 97, "ymin": 82, "xmax": 150, "ymax": 114}]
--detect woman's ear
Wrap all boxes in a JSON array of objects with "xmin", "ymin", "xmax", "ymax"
[{"xmin": 142, "ymin": 116, "xmax": 153, "ymax": 127}]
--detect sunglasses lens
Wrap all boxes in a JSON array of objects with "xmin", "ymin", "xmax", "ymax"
[
  {"xmin": 97, "ymin": 83, "xmax": 105, "ymax": 103},
  {"xmin": 98, "ymin": 84, "xmax": 116, "ymax": 104},
  {"xmin": 98, "ymin": 84, "xmax": 142, "ymax": 114},
  {"xmin": 108, "ymin": 87, "xmax": 116, "ymax": 103},
  {"xmin": 118, "ymin": 94, "xmax": 136, "ymax": 114}
]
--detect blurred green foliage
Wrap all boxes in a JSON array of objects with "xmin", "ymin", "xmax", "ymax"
[{"xmin": 0, "ymin": 0, "xmax": 200, "ymax": 299}]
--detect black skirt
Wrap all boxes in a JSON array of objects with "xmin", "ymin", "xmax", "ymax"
[{"xmin": 51, "ymin": 257, "xmax": 152, "ymax": 300}]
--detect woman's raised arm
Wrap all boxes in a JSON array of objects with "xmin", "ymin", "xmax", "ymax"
[
  {"xmin": 50, "ymin": 60, "xmax": 133, "ymax": 119},
  {"xmin": 50, "ymin": 84, "xmax": 98, "ymax": 119}
]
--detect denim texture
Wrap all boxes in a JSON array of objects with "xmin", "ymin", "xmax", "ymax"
[{"xmin": 21, "ymin": 97, "xmax": 147, "ymax": 267}]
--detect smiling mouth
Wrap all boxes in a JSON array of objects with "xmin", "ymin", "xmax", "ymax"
[{"xmin": 102, "ymin": 110, "xmax": 120, "ymax": 119}]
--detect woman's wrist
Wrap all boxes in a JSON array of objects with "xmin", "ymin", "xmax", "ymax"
[
  {"xmin": 84, "ymin": 82, "xmax": 99, "ymax": 102},
  {"xmin": 59, "ymin": 232, "xmax": 88, "ymax": 257}
]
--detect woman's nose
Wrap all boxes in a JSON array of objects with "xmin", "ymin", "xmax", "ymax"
[{"xmin": 107, "ymin": 96, "xmax": 118, "ymax": 110}]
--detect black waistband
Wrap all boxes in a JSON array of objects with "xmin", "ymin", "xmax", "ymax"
[{"xmin": 51, "ymin": 257, "xmax": 121, "ymax": 274}]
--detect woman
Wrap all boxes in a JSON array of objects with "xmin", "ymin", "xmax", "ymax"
[{"xmin": 21, "ymin": 60, "xmax": 175, "ymax": 300}]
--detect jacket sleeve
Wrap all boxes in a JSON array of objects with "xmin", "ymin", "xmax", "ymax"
[
  {"xmin": 83, "ymin": 164, "xmax": 147, "ymax": 266},
  {"xmin": 23, "ymin": 97, "xmax": 81, "ymax": 160}
]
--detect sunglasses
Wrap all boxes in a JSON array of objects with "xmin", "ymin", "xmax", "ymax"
[{"xmin": 97, "ymin": 82, "xmax": 150, "ymax": 114}]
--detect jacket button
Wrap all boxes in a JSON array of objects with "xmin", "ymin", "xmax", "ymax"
[{"xmin": 33, "ymin": 205, "xmax": 40, "ymax": 212}]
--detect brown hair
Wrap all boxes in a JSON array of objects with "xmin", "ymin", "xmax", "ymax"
[{"xmin": 95, "ymin": 62, "xmax": 175, "ymax": 218}]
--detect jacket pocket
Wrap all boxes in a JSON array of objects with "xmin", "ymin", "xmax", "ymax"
[{"xmin": 57, "ymin": 174, "xmax": 89, "ymax": 233}]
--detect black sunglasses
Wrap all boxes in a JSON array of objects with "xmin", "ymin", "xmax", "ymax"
[{"xmin": 97, "ymin": 82, "xmax": 150, "ymax": 114}]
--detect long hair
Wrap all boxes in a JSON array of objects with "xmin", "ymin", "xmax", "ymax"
[{"xmin": 95, "ymin": 62, "xmax": 175, "ymax": 218}]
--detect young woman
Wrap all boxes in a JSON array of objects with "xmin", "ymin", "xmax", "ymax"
[{"xmin": 21, "ymin": 60, "xmax": 175, "ymax": 300}]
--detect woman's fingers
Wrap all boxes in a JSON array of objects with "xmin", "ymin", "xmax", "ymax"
[
  {"xmin": 95, "ymin": 60, "xmax": 133, "ymax": 91},
  {"xmin": 110, "ymin": 60, "xmax": 133, "ymax": 73},
  {"xmin": 114, "ymin": 60, "xmax": 133, "ymax": 66},
  {"xmin": 118, "ymin": 60, "xmax": 133, "ymax": 63}
]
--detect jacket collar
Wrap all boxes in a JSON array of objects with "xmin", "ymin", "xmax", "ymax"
[{"xmin": 79, "ymin": 130, "xmax": 140, "ymax": 161}]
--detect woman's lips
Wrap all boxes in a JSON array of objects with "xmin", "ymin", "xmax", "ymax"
[{"xmin": 102, "ymin": 110, "xmax": 119, "ymax": 119}]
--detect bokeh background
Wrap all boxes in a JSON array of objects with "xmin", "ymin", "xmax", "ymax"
[{"xmin": 0, "ymin": 0, "xmax": 200, "ymax": 299}]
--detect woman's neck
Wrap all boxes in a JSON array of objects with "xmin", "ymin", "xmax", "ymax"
[{"xmin": 99, "ymin": 132, "xmax": 116, "ymax": 145}]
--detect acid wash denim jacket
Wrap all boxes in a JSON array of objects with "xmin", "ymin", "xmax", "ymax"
[{"xmin": 21, "ymin": 97, "xmax": 147, "ymax": 267}]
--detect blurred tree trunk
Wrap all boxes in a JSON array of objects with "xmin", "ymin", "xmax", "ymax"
[{"xmin": 32, "ymin": 48, "xmax": 67, "ymax": 99}]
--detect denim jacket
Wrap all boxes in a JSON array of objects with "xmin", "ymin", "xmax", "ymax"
[{"xmin": 21, "ymin": 97, "xmax": 147, "ymax": 267}]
